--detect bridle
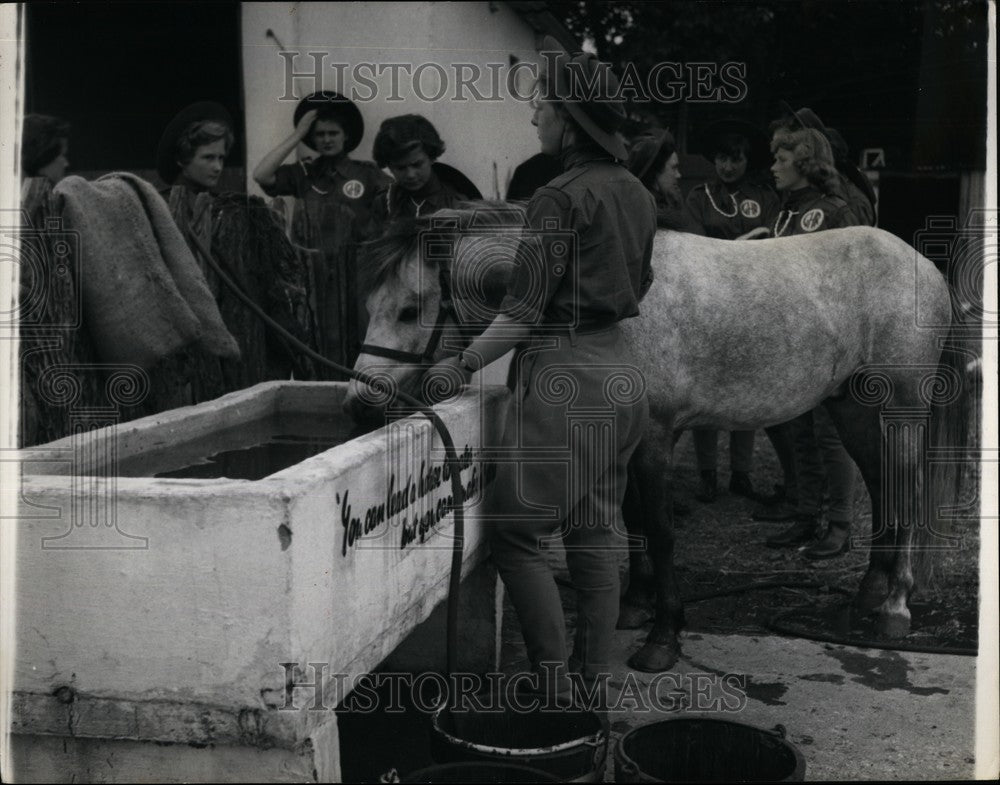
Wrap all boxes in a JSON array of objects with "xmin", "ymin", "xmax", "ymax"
[{"xmin": 358, "ymin": 268, "xmax": 460, "ymax": 366}]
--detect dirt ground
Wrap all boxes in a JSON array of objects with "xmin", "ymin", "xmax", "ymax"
[{"xmin": 501, "ymin": 427, "xmax": 982, "ymax": 670}]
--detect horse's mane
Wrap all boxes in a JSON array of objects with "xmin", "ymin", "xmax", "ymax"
[{"xmin": 358, "ymin": 200, "xmax": 527, "ymax": 295}]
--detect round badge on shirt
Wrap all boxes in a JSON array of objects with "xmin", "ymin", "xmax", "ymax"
[
  {"xmin": 343, "ymin": 179, "xmax": 365, "ymax": 199},
  {"xmin": 800, "ymin": 208, "xmax": 825, "ymax": 232},
  {"xmin": 740, "ymin": 199, "xmax": 761, "ymax": 219}
]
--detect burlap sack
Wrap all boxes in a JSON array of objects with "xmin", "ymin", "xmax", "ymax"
[{"xmin": 52, "ymin": 174, "xmax": 239, "ymax": 368}]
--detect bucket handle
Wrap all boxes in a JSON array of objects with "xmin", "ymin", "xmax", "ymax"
[
  {"xmin": 769, "ymin": 724, "xmax": 788, "ymax": 740},
  {"xmin": 588, "ymin": 736, "xmax": 608, "ymax": 771},
  {"xmin": 619, "ymin": 757, "xmax": 640, "ymax": 777}
]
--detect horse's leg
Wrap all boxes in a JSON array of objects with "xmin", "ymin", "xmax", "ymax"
[
  {"xmin": 867, "ymin": 378, "xmax": 931, "ymax": 638},
  {"xmin": 617, "ymin": 454, "xmax": 656, "ymax": 629},
  {"xmin": 627, "ymin": 418, "xmax": 684, "ymax": 673},
  {"xmin": 826, "ymin": 388, "xmax": 926, "ymax": 638}
]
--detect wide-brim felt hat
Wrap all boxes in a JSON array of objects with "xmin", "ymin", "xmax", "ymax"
[
  {"xmin": 156, "ymin": 100, "xmax": 233, "ymax": 184},
  {"xmin": 432, "ymin": 162, "xmax": 482, "ymax": 200},
  {"xmin": 698, "ymin": 117, "xmax": 770, "ymax": 171},
  {"xmin": 294, "ymin": 91, "xmax": 364, "ymax": 154},
  {"xmin": 779, "ymin": 101, "xmax": 876, "ymax": 209},
  {"xmin": 539, "ymin": 35, "xmax": 628, "ymax": 161},
  {"xmin": 627, "ymin": 130, "xmax": 674, "ymax": 181},
  {"xmin": 777, "ymin": 101, "xmax": 828, "ymax": 136}
]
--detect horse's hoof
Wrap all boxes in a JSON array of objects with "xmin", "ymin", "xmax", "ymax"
[
  {"xmin": 627, "ymin": 641, "xmax": 680, "ymax": 673},
  {"xmin": 856, "ymin": 572, "xmax": 889, "ymax": 612},
  {"xmin": 617, "ymin": 603, "xmax": 654, "ymax": 630},
  {"xmin": 876, "ymin": 611, "xmax": 911, "ymax": 639}
]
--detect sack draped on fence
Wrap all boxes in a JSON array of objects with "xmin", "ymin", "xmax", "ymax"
[{"xmin": 52, "ymin": 173, "xmax": 240, "ymax": 367}]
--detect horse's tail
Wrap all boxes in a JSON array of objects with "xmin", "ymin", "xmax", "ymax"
[{"xmin": 914, "ymin": 285, "xmax": 981, "ymax": 588}]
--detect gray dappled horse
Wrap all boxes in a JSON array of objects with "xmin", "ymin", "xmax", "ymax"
[{"xmin": 343, "ymin": 203, "xmax": 966, "ymax": 672}]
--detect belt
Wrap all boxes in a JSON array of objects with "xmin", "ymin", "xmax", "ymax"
[{"xmin": 541, "ymin": 318, "xmax": 618, "ymax": 335}]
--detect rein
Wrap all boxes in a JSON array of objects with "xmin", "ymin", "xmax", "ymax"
[{"xmin": 358, "ymin": 268, "xmax": 460, "ymax": 365}]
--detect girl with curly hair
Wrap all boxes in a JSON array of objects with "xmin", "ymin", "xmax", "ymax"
[
  {"xmin": 768, "ymin": 125, "xmax": 855, "ymax": 235},
  {"xmin": 763, "ymin": 123, "xmax": 860, "ymax": 560}
]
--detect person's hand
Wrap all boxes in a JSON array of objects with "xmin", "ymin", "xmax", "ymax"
[
  {"xmin": 294, "ymin": 109, "xmax": 318, "ymax": 140},
  {"xmin": 422, "ymin": 356, "xmax": 472, "ymax": 404},
  {"xmin": 736, "ymin": 227, "xmax": 770, "ymax": 241}
]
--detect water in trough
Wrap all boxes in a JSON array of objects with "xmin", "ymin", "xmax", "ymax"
[{"xmin": 115, "ymin": 411, "xmax": 376, "ymax": 480}]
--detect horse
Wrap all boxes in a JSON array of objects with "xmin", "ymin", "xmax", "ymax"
[{"xmin": 342, "ymin": 202, "xmax": 968, "ymax": 673}]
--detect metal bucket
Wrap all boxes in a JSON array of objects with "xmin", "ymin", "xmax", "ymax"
[
  {"xmin": 615, "ymin": 719, "xmax": 806, "ymax": 782},
  {"xmin": 399, "ymin": 761, "xmax": 562, "ymax": 783},
  {"xmin": 431, "ymin": 703, "xmax": 607, "ymax": 782}
]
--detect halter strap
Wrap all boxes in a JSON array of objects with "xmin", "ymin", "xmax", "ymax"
[{"xmin": 359, "ymin": 268, "xmax": 459, "ymax": 366}]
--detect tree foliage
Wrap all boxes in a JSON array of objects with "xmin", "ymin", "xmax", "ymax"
[{"xmin": 548, "ymin": 0, "xmax": 987, "ymax": 168}]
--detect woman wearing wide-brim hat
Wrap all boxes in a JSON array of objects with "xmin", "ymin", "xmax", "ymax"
[
  {"xmin": 156, "ymin": 101, "xmax": 234, "ymax": 193},
  {"xmin": 686, "ymin": 117, "xmax": 777, "ymax": 241},
  {"xmin": 775, "ymin": 102, "xmax": 877, "ymax": 226},
  {"xmin": 758, "ymin": 123, "xmax": 861, "ymax": 561},
  {"xmin": 253, "ymin": 91, "xmax": 390, "ymax": 368},
  {"xmin": 627, "ymin": 129, "xmax": 703, "ymax": 235},
  {"xmin": 682, "ymin": 118, "xmax": 778, "ymax": 507},
  {"xmin": 426, "ymin": 35, "xmax": 656, "ymax": 702}
]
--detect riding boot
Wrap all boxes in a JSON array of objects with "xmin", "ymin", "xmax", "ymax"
[
  {"xmin": 694, "ymin": 470, "xmax": 717, "ymax": 503},
  {"xmin": 752, "ymin": 496, "xmax": 800, "ymax": 522},
  {"xmin": 765, "ymin": 514, "xmax": 820, "ymax": 548},
  {"xmin": 757, "ymin": 483, "xmax": 787, "ymax": 506},
  {"xmin": 728, "ymin": 471, "xmax": 758, "ymax": 500},
  {"xmin": 802, "ymin": 519, "xmax": 851, "ymax": 559}
]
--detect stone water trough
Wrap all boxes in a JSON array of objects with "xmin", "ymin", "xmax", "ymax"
[{"xmin": 8, "ymin": 380, "xmax": 509, "ymax": 782}]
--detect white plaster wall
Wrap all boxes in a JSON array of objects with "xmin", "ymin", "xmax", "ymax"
[{"xmin": 242, "ymin": 1, "xmax": 545, "ymax": 199}]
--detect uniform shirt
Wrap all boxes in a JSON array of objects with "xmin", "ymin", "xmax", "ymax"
[
  {"xmin": 686, "ymin": 179, "xmax": 779, "ymax": 240},
  {"xmin": 839, "ymin": 173, "xmax": 876, "ymax": 226},
  {"xmin": 262, "ymin": 155, "xmax": 390, "ymax": 240},
  {"xmin": 767, "ymin": 185, "xmax": 859, "ymax": 237},
  {"xmin": 499, "ymin": 147, "xmax": 657, "ymax": 327},
  {"xmin": 655, "ymin": 195, "xmax": 705, "ymax": 235},
  {"xmin": 371, "ymin": 170, "xmax": 469, "ymax": 227}
]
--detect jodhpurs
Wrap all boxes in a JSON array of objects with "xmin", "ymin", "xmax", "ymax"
[
  {"xmin": 792, "ymin": 405, "xmax": 858, "ymax": 522},
  {"xmin": 693, "ymin": 429, "xmax": 755, "ymax": 474},
  {"xmin": 489, "ymin": 326, "xmax": 649, "ymax": 686}
]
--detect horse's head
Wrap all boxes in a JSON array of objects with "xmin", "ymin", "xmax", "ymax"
[{"xmin": 343, "ymin": 202, "xmax": 525, "ymax": 423}]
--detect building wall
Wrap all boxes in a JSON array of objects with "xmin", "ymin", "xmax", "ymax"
[{"xmin": 242, "ymin": 2, "xmax": 546, "ymax": 199}]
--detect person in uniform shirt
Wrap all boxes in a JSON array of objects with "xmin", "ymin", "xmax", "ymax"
[
  {"xmin": 777, "ymin": 103, "xmax": 877, "ymax": 226},
  {"xmin": 426, "ymin": 38, "xmax": 655, "ymax": 703},
  {"xmin": 685, "ymin": 119, "xmax": 779, "ymax": 505},
  {"xmin": 254, "ymin": 91, "xmax": 389, "ymax": 367},
  {"xmin": 627, "ymin": 129, "xmax": 703, "ymax": 235},
  {"xmin": 764, "ymin": 125, "xmax": 860, "ymax": 560},
  {"xmin": 254, "ymin": 90, "xmax": 389, "ymax": 245},
  {"xmin": 157, "ymin": 102, "xmax": 234, "ymax": 196},
  {"xmin": 370, "ymin": 114, "xmax": 479, "ymax": 226}
]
